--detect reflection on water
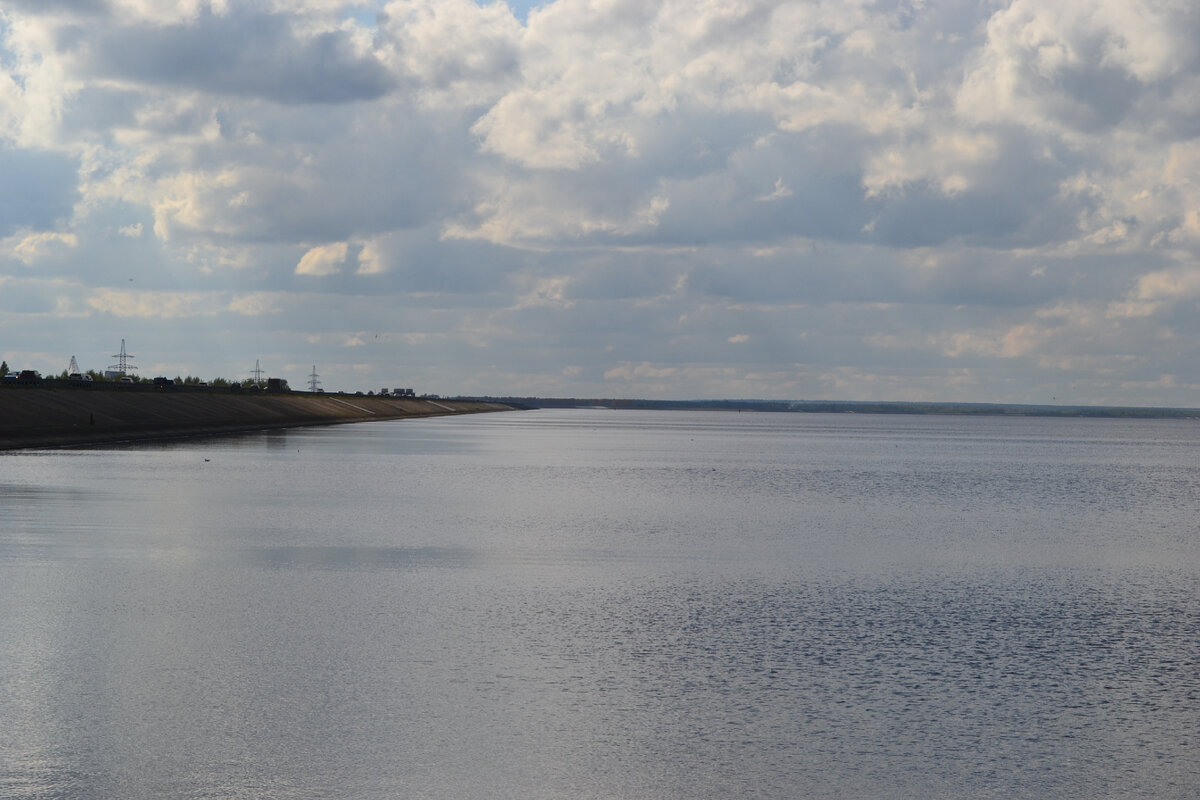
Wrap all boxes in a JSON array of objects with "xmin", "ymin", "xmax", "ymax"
[
  {"xmin": 246, "ymin": 544, "xmax": 481, "ymax": 570},
  {"xmin": 1, "ymin": 410, "xmax": 1199, "ymax": 799}
]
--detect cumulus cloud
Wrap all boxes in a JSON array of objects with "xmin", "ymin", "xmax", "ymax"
[
  {"xmin": 9, "ymin": 231, "xmax": 79, "ymax": 264},
  {"xmin": 295, "ymin": 242, "xmax": 349, "ymax": 276},
  {"xmin": 1, "ymin": 0, "xmax": 1200, "ymax": 403},
  {"xmin": 66, "ymin": 7, "xmax": 394, "ymax": 105},
  {"xmin": 379, "ymin": 0, "xmax": 522, "ymax": 107},
  {"xmin": 957, "ymin": 0, "xmax": 1193, "ymax": 129},
  {"xmin": 356, "ymin": 240, "xmax": 387, "ymax": 275}
]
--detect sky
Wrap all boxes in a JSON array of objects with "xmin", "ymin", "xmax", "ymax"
[{"xmin": 1, "ymin": 0, "xmax": 1199, "ymax": 404}]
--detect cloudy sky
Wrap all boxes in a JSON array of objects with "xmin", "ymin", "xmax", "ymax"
[{"xmin": 1, "ymin": 0, "xmax": 1198, "ymax": 403}]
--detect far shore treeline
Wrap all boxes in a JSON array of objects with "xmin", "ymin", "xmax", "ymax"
[
  {"xmin": 460, "ymin": 397, "xmax": 1200, "ymax": 419},
  {"xmin": 0, "ymin": 359, "xmax": 250, "ymax": 388}
]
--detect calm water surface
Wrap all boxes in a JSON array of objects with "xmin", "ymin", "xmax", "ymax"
[{"xmin": 1, "ymin": 409, "xmax": 1198, "ymax": 799}]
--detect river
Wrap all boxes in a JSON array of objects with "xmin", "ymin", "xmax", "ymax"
[{"xmin": 2, "ymin": 409, "xmax": 1198, "ymax": 798}]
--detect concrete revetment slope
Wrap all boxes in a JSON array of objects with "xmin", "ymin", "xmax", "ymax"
[{"xmin": 0, "ymin": 386, "xmax": 513, "ymax": 450}]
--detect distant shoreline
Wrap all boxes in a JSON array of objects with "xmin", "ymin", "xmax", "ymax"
[
  {"xmin": 460, "ymin": 396, "xmax": 1200, "ymax": 419},
  {"xmin": 0, "ymin": 386, "xmax": 514, "ymax": 451}
]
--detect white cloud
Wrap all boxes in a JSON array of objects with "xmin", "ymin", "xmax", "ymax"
[
  {"xmin": 957, "ymin": 0, "xmax": 1193, "ymax": 129},
  {"xmin": 9, "ymin": 230, "xmax": 78, "ymax": 264},
  {"xmin": 379, "ymin": 0, "xmax": 521, "ymax": 108},
  {"xmin": 356, "ymin": 240, "xmax": 387, "ymax": 275},
  {"xmin": 227, "ymin": 292, "xmax": 282, "ymax": 316},
  {"xmin": 863, "ymin": 133, "xmax": 1000, "ymax": 198},
  {"xmin": 604, "ymin": 362, "xmax": 680, "ymax": 381},
  {"xmin": 295, "ymin": 242, "xmax": 349, "ymax": 276},
  {"xmin": 1108, "ymin": 268, "xmax": 1200, "ymax": 318},
  {"xmin": 86, "ymin": 288, "xmax": 226, "ymax": 318}
]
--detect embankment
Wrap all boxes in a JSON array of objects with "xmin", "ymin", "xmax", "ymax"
[{"xmin": 0, "ymin": 387, "xmax": 514, "ymax": 450}]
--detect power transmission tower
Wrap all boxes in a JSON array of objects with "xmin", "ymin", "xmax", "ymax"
[
  {"xmin": 108, "ymin": 339, "xmax": 137, "ymax": 375},
  {"xmin": 250, "ymin": 359, "xmax": 264, "ymax": 386},
  {"xmin": 68, "ymin": 355, "xmax": 80, "ymax": 374},
  {"xmin": 308, "ymin": 364, "xmax": 321, "ymax": 393}
]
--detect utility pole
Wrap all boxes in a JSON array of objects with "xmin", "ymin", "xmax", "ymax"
[{"xmin": 308, "ymin": 364, "xmax": 321, "ymax": 393}]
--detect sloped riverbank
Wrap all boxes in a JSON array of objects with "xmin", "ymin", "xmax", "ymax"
[{"xmin": 0, "ymin": 387, "xmax": 513, "ymax": 450}]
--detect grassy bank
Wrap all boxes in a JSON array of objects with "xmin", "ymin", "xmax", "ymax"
[{"xmin": 0, "ymin": 386, "xmax": 514, "ymax": 450}]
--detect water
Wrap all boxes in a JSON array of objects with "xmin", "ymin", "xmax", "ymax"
[{"xmin": 1, "ymin": 409, "xmax": 1198, "ymax": 799}]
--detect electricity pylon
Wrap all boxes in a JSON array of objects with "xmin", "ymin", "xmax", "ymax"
[
  {"xmin": 108, "ymin": 339, "xmax": 137, "ymax": 375},
  {"xmin": 250, "ymin": 359, "xmax": 264, "ymax": 386}
]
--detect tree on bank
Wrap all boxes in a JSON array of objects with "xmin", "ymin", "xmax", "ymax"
[{"xmin": 0, "ymin": 361, "xmax": 7, "ymax": 377}]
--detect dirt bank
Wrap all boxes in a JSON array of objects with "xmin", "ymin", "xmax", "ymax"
[{"xmin": 0, "ymin": 386, "xmax": 514, "ymax": 450}]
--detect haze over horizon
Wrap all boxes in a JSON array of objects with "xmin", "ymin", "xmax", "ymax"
[{"xmin": 3, "ymin": 0, "xmax": 1199, "ymax": 403}]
